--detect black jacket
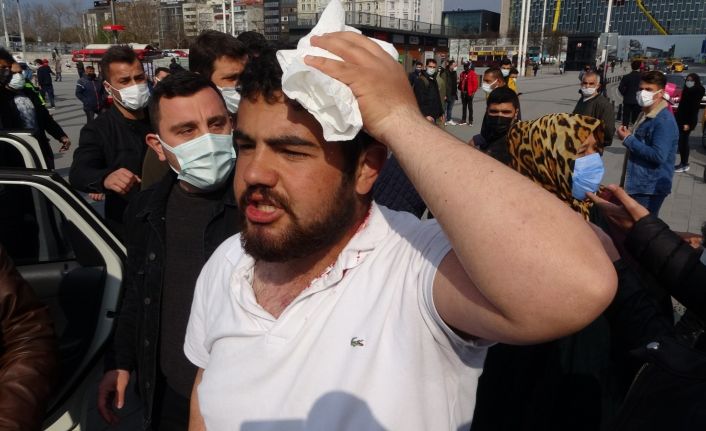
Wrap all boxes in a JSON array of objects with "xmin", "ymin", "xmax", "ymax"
[
  {"xmin": 106, "ymin": 172, "xmax": 240, "ymax": 429},
  {"xmin": 0, "ymin": 84, "xmax": 67, "ymax": 169},
  {"xmin": 373, "ymin": 154, "xmax": 426, "ymax": 218},
  {"xmin": 69, "ymin": 106, "xmax": 152, "ymax": 234},
  {"xmin": 413, "ymin": 74, "xmax": 443, "ymax": 118},
  {"xmin": 75, "ymin": 75, "xmax": 106, "ymax": 112},
  {"xmin": 573, "ymin": 94, "xmax": 616, "ymax": 147},
  {"xmin": 35, "ymin": 65, "xmax": 53, "ymax": 88},
  {"xmin": 618, "ymin": 71, "xmax": 641, "ymax": 106},
  {"xmin": 625, "ymin": 215, "xmax": 706, "ymax": 321},
  {"xmin": 674, "ymin": 85, "xmax": 705, "ymax": 129},
  {"xmin": 446, "ymin": 69, "xmax": 458, "ymax": 101}
]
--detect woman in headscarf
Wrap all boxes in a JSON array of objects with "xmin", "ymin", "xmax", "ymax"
[
  {"xmin": 472, "ymin": 113, "xmax": 674, "ymax": 431},
  {"xmin": 506, "ymin": 113, "xmax": 605, "ymax": 219}
]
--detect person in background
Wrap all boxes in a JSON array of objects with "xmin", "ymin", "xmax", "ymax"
[
  {"xmin": 573, "ymin": 70, "xmax": 615, "ymax": 148},
  {"xmin": 674, "ymin": 73, "xmax": 705, "ymax": 173},
  {"xmin": 69, "ymin": 45, "xmax": 153, "ymax": 236},
  {"xmin": 75, "ymin": 65, "xmax": 106, "ymax": 124},
  {"xmin": 0, "ymin": 50, "xmax": 71, "ymax": 169},
  {"xmin": 619, "ymin": 61, "xmax": 642, "ymax": 127},
  {"xmin": 0, "ymin": 244, "xmax": 58, "ymax": 431},
  {"xmin": 413, "ymin": 58, "xmax": 444, "ymax": 125},
  {"xmin": 169, "ymin": 57, "xmax": 185, "ymax": 73},
  {"xmin": 189, "ymin": 30, "xmax": 248, "ymax": 118},
  {"xmin": 579, "ymin": 64, "xmax": 591, "ymax": 83},
  {"xmin": 458, "ymin": 62, "xmax": 478, "ymax": 126},
  {"xmin": 35, "ymin": 58, "xmax": 55, "ymax": 109},
  {"xmin": 76, "ymin": 60, "xmax": 85, "ymax": 78},
  {"xmin": 469, "ymin": 87, "xmax": 519, "ymax": 165},
  {"xmin": 617, "ymin": 71, "xmax": 678, "ymax": 216},
  {"xmin": 408, "ymin": 61, "xmax": 423, "ymax": 86},
  {"xmin": 153, "ymin": 67, "xmax": 170, "ymax": 86},
  {"xmin": 444, "ymin": 59, "xmax": 458, "ymax": 126},
  {"xmin": 480, "ymin": 67, "xmax": 506, "ymax": 96},
  {"xmin": 54, "ymin": 56, "xmax": 62, "ymax": 82},
  {"xmin": 532, "ymin": 62, "xmax": 539, "ymax": 76}
]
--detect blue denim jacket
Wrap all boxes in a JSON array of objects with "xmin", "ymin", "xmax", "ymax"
[{"xmin": 623, "ymin": 103, "xmax": 678, "ymax": 195}]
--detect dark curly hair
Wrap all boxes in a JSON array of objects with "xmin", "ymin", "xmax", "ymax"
[{"xmin": 239, "ymin": 47, "xmax": 374, "ymax": 177}]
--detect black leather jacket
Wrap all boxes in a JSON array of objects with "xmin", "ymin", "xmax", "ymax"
[{"xmin": 105, "ymin": 172, "xmax": 240, "ymax": 428}]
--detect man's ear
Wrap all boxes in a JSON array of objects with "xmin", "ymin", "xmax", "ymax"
[
  {"xmin": 145, "ymin": 133, "xmax": 168, "ymax": 162},
  {"xmin": 355, "ymin": 142, "xmax": 387, "ymax": 196}
]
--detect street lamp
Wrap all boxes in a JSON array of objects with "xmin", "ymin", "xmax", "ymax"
[
  {"xmin": 1, "ymin": 0, "xmax": 9, "ymax": 48},
  {"xmin": 16, "ymin": 0, "xmax": 26, "ymax": 55}
]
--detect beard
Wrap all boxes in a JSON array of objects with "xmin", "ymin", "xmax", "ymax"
[{"xmin": 237, "ymin": 176, "xmax": 360, "ymax": 262}]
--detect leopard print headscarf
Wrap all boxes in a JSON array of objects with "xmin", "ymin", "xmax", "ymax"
[{"xmin": 506, "ymin": 113, "xmax": 605, "ymax": 220}]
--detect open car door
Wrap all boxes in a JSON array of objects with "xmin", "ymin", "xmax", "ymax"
[
  {"xmin": 0, "ymin": 168, "xmax": 125, "ymax": 430},
  {"xmin": 0, "ymin": 131, "xmax": 49, "ymax": 170}
]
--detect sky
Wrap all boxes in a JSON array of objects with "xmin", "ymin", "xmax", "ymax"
[{"xmin": 444, "ymin": 0, "xmax": 501, "ymax": 13}]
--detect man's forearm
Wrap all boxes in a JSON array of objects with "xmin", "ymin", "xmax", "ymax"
[{"xmin": 189, "ymin": 368, "xmax": 206, "ymax": 431}]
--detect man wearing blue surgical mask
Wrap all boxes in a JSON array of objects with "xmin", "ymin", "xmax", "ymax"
[
  {"xmin": 96, "ymin": 72, "xmax": 240, "ymax": 431},
  {"xmin": 70, "ymin": 45, "xmax": 155, "ymax": 236}
]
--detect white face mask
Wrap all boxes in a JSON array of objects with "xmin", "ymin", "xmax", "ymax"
[
  {"xmin": 8, "ymin": 73, "xmax": 25, "ymax": 90},
  {"xmin": 580, "ymin": 86, "xmax": 597, "ymax": 97},
  {"xmin": 481, "ymin": 79, "xmax": 497, "ymax": 94},
  {"xmin": 501, "ymin": 69, "xmax": 510, "ymax": 77},
  {"xmin": 158, "ymin": 132, "xmax": 236, "ymax": 191},
  {"xmin": 426, "ymin": 67, "xmax": 436, "ymax": 76},
  {"xmin": 218, "ymin": 86, "xmax": 241, "ymax": 114},
  {"xmin": 636, "ymin": 89, "xmax": 659, "ymax": 107},
  {"xmin": 685, "ymin": 81, "xmax": 695, "ymax": 88},
  {"xmin": 108, "ymin": 82, "xmax": 150, "ymax": 111}
]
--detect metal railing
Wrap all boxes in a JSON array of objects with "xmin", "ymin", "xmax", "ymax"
[{"xmin": 291, "ymin": 12, "xmax": 460, "ymax": 37}]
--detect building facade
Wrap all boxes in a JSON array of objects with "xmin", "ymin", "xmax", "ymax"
[
  {"xmin": 296, "ymin": 0, "xmax": 442, "ymax": 25},
  {"xmin": 507, "ymin": 0, "xmax": 706, "ymax": 36},
  {"xmin": 442, "ymin": 10, "xmax": 500, "ymax": 36}
]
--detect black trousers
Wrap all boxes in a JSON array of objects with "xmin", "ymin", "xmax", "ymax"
[
  {"xmin": 460, "ymin": 93, "xmax": 474, "ymax": 124},
  {"xmin": 151, "ymin": 382, "xmax": 190, "ymax": 431},
  {"xmin": 622, "ymin": 103, "xmax": 640, "ymax": 126},
  {"xmin": 678, "ymin": 128, "xmax": 692, "ymax": 165}
]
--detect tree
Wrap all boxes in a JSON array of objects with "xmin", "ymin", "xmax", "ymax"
[
  {"xmin": 546, "ymin": 30, "xmax": 566, "ymax": 58},
  {"xmin": 117, "ymin": 0, "xmax": 159, "ymax": 44}
]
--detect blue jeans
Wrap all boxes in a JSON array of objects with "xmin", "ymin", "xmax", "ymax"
[
  {"xmin": 630, "ymin": 193, "xmax": 667, "ymax": 217},
  {"xmin": 446, "ymin": 98, "xmax": 455, "ymax": 122}
]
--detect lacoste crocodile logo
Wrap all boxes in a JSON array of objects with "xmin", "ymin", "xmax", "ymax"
[{"xmin": 350, "ymin": 337, "xmax": 365, "ymax": 347}]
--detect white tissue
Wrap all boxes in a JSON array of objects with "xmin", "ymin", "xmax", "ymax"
[{"xmin": 276, "ymin": 0, "xmax": 398, "ymax": 141}]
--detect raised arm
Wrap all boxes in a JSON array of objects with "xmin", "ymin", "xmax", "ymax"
[
  {"xmin": 306, "ymin": 32, "xmax": 617, "ymax": 344},
  {"xmin": 189, "ymin": 368, "xmax": 206, "ymax": 431}
]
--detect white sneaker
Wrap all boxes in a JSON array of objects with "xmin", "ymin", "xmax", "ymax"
[
  {"xmin": 446, "ymin": 120, "xmax": 458, "ymax": 126},
  {"xmin": 458, "ymin": 122, "xmax": 468, "ymax": 126}
]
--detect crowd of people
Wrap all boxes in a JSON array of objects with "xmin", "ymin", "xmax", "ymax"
[{"xmin": 0, "ymin": 14, "xmax": 705, "ymax": 431}]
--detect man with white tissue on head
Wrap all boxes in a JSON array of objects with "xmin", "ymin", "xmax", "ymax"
[{"xmin": 184, "ymin": 2, "xmax": 618, "ymax": 430}]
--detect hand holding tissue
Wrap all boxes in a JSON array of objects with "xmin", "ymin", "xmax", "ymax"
[{"xmin": 276, "ymin": 0, "xmax": 399, "ymax": 142}]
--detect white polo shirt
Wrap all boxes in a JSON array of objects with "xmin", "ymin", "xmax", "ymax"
[{"xmin": 184, "ymin": 203, "xmax": 488, "ymax": 430}]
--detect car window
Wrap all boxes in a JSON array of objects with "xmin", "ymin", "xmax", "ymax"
[
  {"xmin": 0, "ymin": 184, "xmax": 75, "ymax": 265},
  {"xmin": 0, "ymin": 181, "xmax": 108, "ymax": 396}
]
